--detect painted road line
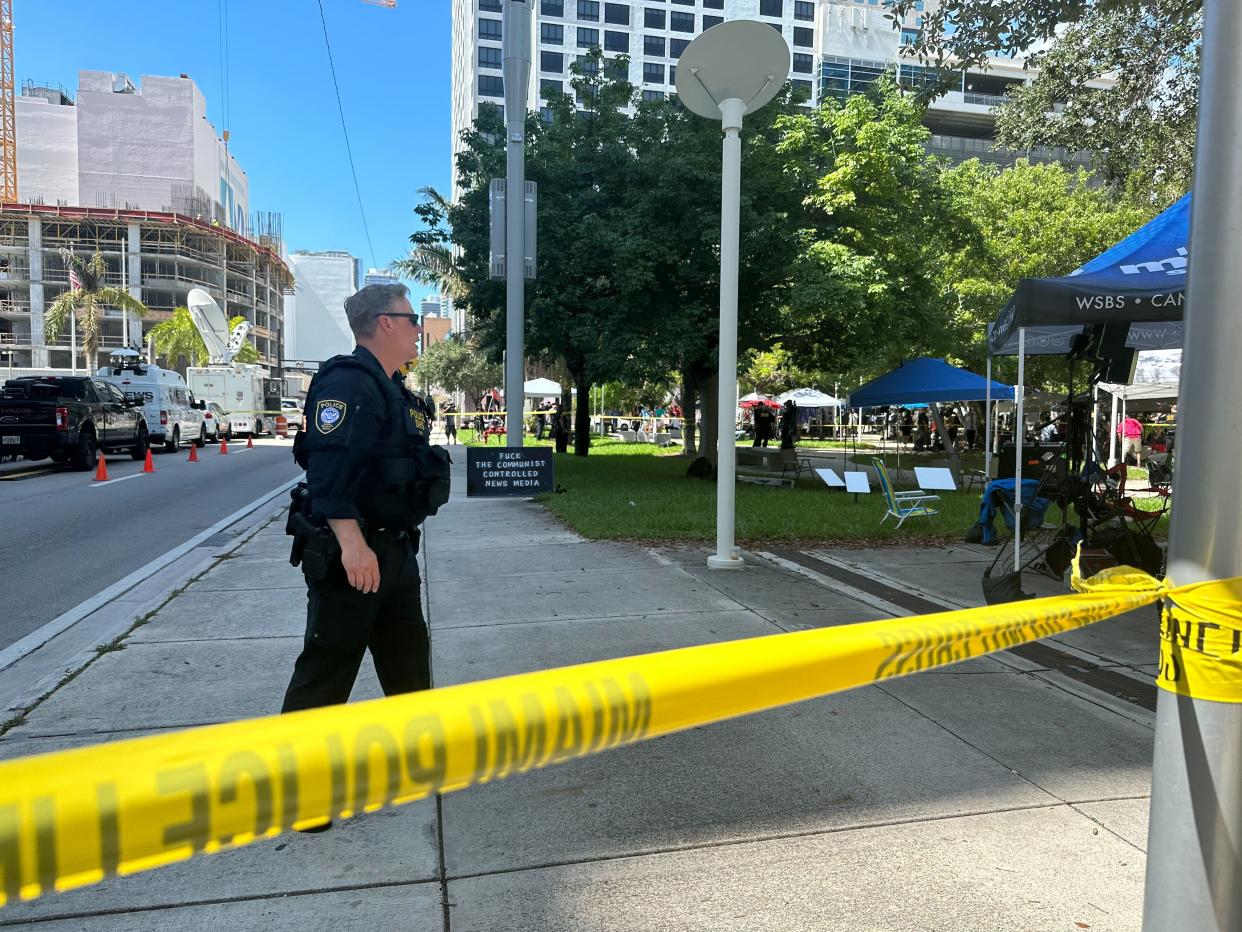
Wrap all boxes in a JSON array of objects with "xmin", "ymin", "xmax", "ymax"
[
  {"xmin": 0, "ymin": 474, "xmax": 304, "ymax": 674},
  {"xmin": 89, "ymin": 473, "xmax": 147, "ymax": 488}
]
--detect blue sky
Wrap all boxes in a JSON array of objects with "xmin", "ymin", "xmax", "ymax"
[{"xmin": 17, "ymin": 0, "xmax": 451, "ymax": 296}]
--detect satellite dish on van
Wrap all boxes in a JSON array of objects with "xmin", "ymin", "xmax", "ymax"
[
  {"xmin": 187, "ymin": 288, "xmax": 231, "ymax": 363},
  {"xmin": 225, "ymin": 319, "xmax": 250, "ymax": 357}
]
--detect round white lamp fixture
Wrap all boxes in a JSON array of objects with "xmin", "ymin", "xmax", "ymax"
[{"xmin": 675, "ymin": 21, "xmax": 790, "ymax": 571}]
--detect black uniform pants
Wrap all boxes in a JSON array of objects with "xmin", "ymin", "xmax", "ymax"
[{"xmin": 282, "ymin": 529, "xmax": 430, "ymax": 713}]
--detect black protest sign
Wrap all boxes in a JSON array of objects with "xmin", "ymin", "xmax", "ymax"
[{"xmin": 466, "ymin": 446, "xmax": 555, "ymax": 497}]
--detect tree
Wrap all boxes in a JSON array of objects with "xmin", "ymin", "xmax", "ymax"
[
  {"xmin": 623, "ymin": 87, "xmax": 805, "ymax": 460},
  {"xmin": 775, "ymin": 78, "xmax": 969, "ymax": 381},
  {"xmin": 893, "ymin": 0, "xmax": 1201, "ymax": 197},
  {"xmin": 394, "ymin": 186, "xmax": 471, "ymax": 305},
  {"xmin": 412, "ymin": 334, "xmax": 501, "ymax": 405},
  {"xmin": 939, "ymin": 158, "xmax": 1153, "ymax": 373},
  {"xmin": 148, "ymin": 307, "xmax": 260, "ymax": 371},
  {"xmin": 44, "ymin": 250, "xmax": 148, "ymax": 370}
]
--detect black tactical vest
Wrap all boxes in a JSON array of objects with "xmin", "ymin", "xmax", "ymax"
[{"xmin": 294, "ymin": 355, "xmax": 451, "ymax": 527}]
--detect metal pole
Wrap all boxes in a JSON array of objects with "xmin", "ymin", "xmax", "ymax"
[
  {"xmin": 708, "ymin": 97, "xmax": 746, "ymax": 570},
  {"xmin": 70, "ymin": 313, "xmax": 77, "ymax": 375},
  {"xmin": 1144, "ymin": 5, "xmax": 1242, "ymax": 922},
  {"xmin": 120, "ymin": 240, "xmax": 128, "ymax": 349},
  {"xmin": 985, "ymin": 354, "xmax": 993, "ymax": 479},
  {"xmin": 503, "ymin": 0, "xmax": 531, "ymax": 448},
  {"xmin": 1013, "ymin": 328, "xmax": 1025, "ymax": 573},
  {"xmin": 1109, "ymin": 390, "xmax": 1119, "ymax": 467}
]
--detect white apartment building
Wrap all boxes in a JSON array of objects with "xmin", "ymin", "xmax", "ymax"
[
  {"xmin": 18, "ymin": 72, "xmax": 249, "ymax": 230},
  {"xmin": 450, "ymin": 0, "xmax": 1093, "ymax": 182},
  {"xmin": 284, "ymin": 250, "xmax": 359, "ymax": 368}
]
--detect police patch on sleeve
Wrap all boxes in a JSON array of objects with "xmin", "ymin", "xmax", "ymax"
[{"xmin": 315, "ymin": 400, "xmax": 347, "ymax": 434}]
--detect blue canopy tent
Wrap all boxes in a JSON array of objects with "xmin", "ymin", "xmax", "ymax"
[
  {"xmin": 846, "ymin": 358, "xmax": 1014, "ymax": 477},
  {"xmin": 986, "ymin": 192, "xmax": 1190, "ymax": 576},
  {"xmin": 848, "ymin": 357, "xmax": 1015, "ymax": 407},
  {"xmin": 988, "ymin": 193, "xmax": 1189, "ymax": 356}
]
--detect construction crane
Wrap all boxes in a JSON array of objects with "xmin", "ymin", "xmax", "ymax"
[{"xmin": 0, "ymin": 0, "xmax": 13, "ymax": 203}]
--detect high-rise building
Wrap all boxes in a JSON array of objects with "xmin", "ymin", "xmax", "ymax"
[
  {"xmin": 420, "ymin": 294, "xmax": 444, "ymax": 319},
  {"xmin": 17, "ymin": 72, "xmax": 250, "ymax": 229},
  {"xmin": 450, "ymin": 0, "xmax": 1100, "ymax": 182},
  {"xmin": 284, "ymin": 251, "xmax": 359, "ymax": 368},
  {"xmin": 363, "ymin": 267, "xmax": 402, "ymax": 287}
]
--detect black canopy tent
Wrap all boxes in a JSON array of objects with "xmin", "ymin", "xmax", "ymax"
[{"xmin": 987, "ymin": 193, "xmax": 1190, "ymax": 575}]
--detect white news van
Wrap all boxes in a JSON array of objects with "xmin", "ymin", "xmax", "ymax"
[
  {"xmin": 186, "ymin": 365, "xmax": 271, "ymax": 437},
  {"xmin": 96, "ymin": 355, "xmax": 206, "ymax": 451}
]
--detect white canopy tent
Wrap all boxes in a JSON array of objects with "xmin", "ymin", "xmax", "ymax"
[
  {"xmin": 523, "ymin": 377, "xmax": 562, "ymax": 398},
  {"xmin": 776, "ymin": 387, "xmax": 843, "ymax": 407}
]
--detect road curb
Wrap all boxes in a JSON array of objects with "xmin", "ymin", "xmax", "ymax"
[{"xmin": 0, "ymin": 478, "xmax": 300, "ymax": 727}]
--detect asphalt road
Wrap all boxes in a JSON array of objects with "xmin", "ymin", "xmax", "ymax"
[{"xmin": 0, "ymin": 437, "xmax": 303, "ymax": 650}]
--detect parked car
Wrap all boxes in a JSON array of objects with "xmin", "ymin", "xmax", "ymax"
[
  {"xmin": 280, "ymin": 397, "xmax": 305, "ymax": 430},
  {"xmin": 0, "ymin": 375, "xmax": 149, "ymax": 469},
  {"xmin": 198, "ymin": 401, "xmax": 229, "ymax": 443}
]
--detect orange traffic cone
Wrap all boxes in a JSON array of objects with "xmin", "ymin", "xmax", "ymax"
[
  {"xmin": 219, "ymin": 437, "xmax": 229, "ymax": 455},
  {"xmin": 143, "ymin": 448, "xmax": 156, "ymax": 473},
  {"xmin": 187, "ymin": 444, "xmax": 199, "ymax": 463},
  {"xmin": 246, "ymin": 435, "xmax": 254, "ymax": 449},
  {"xmin": 93, "ymin": 451, "xmax": 109, "ymax": 481}
]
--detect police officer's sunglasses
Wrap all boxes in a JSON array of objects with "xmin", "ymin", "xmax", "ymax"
[{"xmin": 380, "ymin": 312, "xmax": 420, "ymax": 324}]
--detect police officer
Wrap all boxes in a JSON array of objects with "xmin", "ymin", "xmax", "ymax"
[
  {"xmin": 779, "ymin": 399, "xmax": 798, "ymax": 450},
  {"xmin": 281, "ymin": 283, "xmax": 442, "ymax": 722}
]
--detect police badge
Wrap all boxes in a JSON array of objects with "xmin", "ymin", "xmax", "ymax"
[{"xmin": 316, "ymin": 400, "xmax": 347, "ymax": 434}]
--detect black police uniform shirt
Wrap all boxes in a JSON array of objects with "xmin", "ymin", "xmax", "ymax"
[{"xmin": 302, "ymin": 345, "xmax": 431, "ymax": 523}]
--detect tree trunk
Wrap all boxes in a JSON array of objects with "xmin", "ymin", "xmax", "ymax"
[
  {"xmin": 681, "ymin": 372, "xmax": 697, "ymax": 457},
  {"xmin": 701, "ymin": 371, "xmax": 720, "ymax": 467},
  {"xmin": 573, "ymin": 376, "xmax": 591, "ymax": 456},
  {"xmin": 556, "ymin": 385, "xmax": 572, "ymax": 453}
]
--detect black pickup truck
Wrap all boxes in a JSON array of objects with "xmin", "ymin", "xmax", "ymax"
[{"xmin": 0, "ymin": 376, "xmax": 149, "ymax": 470}]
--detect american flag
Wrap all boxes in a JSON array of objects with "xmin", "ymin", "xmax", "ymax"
[{"xmin": 68, "ymin": 266, "xmax": 83, "ymax": 291}]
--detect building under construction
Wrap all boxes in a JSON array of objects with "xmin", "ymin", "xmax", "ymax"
[
  {"xmin": 0, "ymin": 71, "xmax": 291, "ymax": 374},
  {"xmin": 0, "ymin": 204, "xmax": 291, "ymax": 372}
]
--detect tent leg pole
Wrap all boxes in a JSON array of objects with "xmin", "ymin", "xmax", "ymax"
[
  {"xmin": 1109, "ymin": 392, "xmax": 1119, "ymax": 467},
  {"xmin": 985, "ymin": 355, "xmax": 993, "ymax": 479},
  {"xmin": 1014, "ymin": 329, "xmax": 1025, "ymax": 574}
]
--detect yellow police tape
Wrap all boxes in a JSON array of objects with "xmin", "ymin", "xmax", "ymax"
[
  {"xmin": 1, "ymin": 555, "xmax": 1239, "ymax": 907},
  {"xmin": 1071, "ymin": 560, "xmax": 1242, "ymax": 703}
]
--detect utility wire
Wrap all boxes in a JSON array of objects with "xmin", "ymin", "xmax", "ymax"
[{"xmin": 316, "ymin": 0, "xmax": 378, "ymax": 269}]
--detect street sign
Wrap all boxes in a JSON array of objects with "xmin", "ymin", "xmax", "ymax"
[{"xmin": 466, "ymin": 446, "xmax": 554, "ymax": 497}]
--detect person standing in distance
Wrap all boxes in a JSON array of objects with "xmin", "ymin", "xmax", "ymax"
[{"xmin": 282, "ymin": 283, "xmax": 443, "ymax": 729}]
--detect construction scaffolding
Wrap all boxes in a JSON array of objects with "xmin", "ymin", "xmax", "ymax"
[{"xmin": 0, "ymin": 204, "xmax": 292, "ymax": 373}]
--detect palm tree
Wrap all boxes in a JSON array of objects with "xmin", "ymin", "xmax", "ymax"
[
  {"xmin": 148, "ymin": 307, "xmax": 206, "ymax": 370},
  {"xmin": 43, "ymin": 249, "xmax": 148, "ymax": 370},
  {"xmin": 149, "ymin": 306, "xmax": 259, "ymax": 372},
  {"xmin": 393, "ymin": 186, "xmax": 469, "ymax": 304}
]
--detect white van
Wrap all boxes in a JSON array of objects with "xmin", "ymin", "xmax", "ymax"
[{"xmin": 96, "ymin": 354, "xmax": 206, "ymax": 451}]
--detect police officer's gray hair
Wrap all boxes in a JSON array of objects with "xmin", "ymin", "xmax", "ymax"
[{"xmin": 343, "ymin": 283, "xmax": 410, "ymax": 337}]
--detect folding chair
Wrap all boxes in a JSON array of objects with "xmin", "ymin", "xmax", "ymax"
[
  {"xmin": 872, "ymin": 458, "xmax": 940, "ymax": 528},
  {"xmin": 779, "ymin": 446, "xmax": 812, "ymax": 484}
]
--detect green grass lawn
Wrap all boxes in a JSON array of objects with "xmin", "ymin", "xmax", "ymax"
[{"xmin": 536, "ymin": 441, "xmax": 992, "ymax": 544}]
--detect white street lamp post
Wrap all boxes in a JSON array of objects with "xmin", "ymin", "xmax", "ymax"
[
  {"xmin": 676, "ymin": 21, "xmax": 789, "ymax": 570},
  {"xmin": 503, "ymin": 0, "xmax": 532, "ymax": 447}
]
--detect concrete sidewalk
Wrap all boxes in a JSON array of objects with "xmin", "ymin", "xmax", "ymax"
[{"xmin": 0, "ymin": 450, "xmax": 1156, "ymax": 930}]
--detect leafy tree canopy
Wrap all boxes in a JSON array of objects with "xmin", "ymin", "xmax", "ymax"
[
  {"xmin": 775, "ymin": 78, "xmax": 969, "ymax": 380},
  {"xmin": 939, "ymin": 158, "xmax": 1152, "ymax": 386},
  {"xmin": 892, "ymin": 0, "xmax": 1200, "ymax": 198}
]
